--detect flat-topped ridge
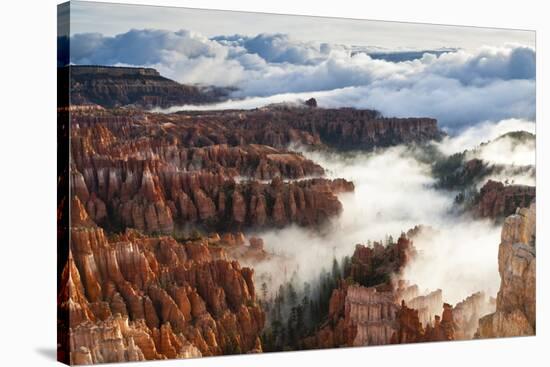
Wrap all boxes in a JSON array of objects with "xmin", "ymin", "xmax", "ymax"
[{"xmin": 68, "ymin": 64, "xmax": 161, "ymax": 77}]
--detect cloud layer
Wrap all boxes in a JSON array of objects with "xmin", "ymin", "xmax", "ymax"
[
  {"xmin": 434, "ymin": 118, "xmax": 535, "ymax": 156},
  {"xmin": 69, "ymin": 29, "xmax": 536, "ymax": 129},
  {"xmin": 251, "ymin": 145, "xmax": 501, "ymax": 305},
  {"xmin": 248, "ymin": 118, "xmax": 534, "ymax": 304}
]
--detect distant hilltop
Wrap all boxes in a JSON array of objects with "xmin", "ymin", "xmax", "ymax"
[
  {"xmin": 69, "ymin": 65, "xmax": 161, "ymax": 77},
  {"xmin": 60, "ymin": 65, "xmax": 231, "ymax": 109}
]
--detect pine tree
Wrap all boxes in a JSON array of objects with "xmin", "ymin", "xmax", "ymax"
[
  {"xmin": 287, "ymin": 282, "xmax": 298, "ymax": 307},
  {"xmin": 331, "ymin": 257, "xmax": 341, "ymax": 281},
  {"xmin": 342, "ymin": 255, "xmax": 351, "ymax": 278}
]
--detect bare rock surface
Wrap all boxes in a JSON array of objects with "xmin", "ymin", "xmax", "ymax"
[{"xmin": 477, "ymin": 202, "xmax": 536, "ymax": 338}]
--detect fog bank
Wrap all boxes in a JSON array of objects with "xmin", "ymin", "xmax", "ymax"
[{"xmin": 250, "ymin": 146, "xmax": 499, "ymax": 305}]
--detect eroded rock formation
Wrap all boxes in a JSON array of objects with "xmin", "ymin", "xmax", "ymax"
[
  {"xmin": 477, "ymin": 202, "xmax": 536, "ymax": 338},
  {"xmin": 68, "ymin": 65, "xmax": 229, "ymax": 109},
  {"xmin": 304, "ymin": 282, "xmax": 458, "ymax": 349},
  {"xmin": 61, "ymin": 197, "xmax": 265, "ymax": 364},
  {"xmin": 349, "ymin": 235, "xmax": 416, "ymax": 287},
  {"xmin": 303, "ymin": 233, "xmax": 459, "ymax": 349},
  {"xmin": 60, "ymin": 67, "xmax": 452, "ymax": 363},
  {"xmin": 476, "ymin": 180, "xmax": 536, "ymax": 219},
  {"xmin": 69, "ymin": 108, "xmax": 356, "ymax": 233},
  {"xmin": 453, "ymin": 292, "xmax": 495, "ymax": 340}
]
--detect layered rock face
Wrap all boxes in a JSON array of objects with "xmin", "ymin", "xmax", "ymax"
[
  {"xmin": 303, "ymin": 234, "xmax": 459, "ymax": 349},
  {"xmin": 61, "ymin": 197, "xmax": 265, "ymax": 364},
  {"xmin": 476, "ymin": 180, "xmax": 536, "ymax": 219},
  {"xmin": 347, "ymin": 285, "xmax": 399, "ymax": 346},
  {"xmin": 390, "ymin": 301, "xmax": 456, "ymax": 343},
  {"xmin": 406, "ymin": 289, "xmax": 443, "ymax": 326},
  {"xmin": 477, "ymin": 202, "xmax": 536, "ymax": 338},
  {"xmin": 68, "ymin": 66, "xmax": 229, "ymax": 109},
  {"xmin": 157, "ymin": 106, "xmax": 441, "ymax": 151},
  {"xmin": 68, "ymin": 68, "xmax": 444, "ymax": 150},
  {"xmin": 68, "ymin": 97, "xmax": 442, "ymax": 234},
  {"xmin": 350, "ymin": 235, "xmax": 416, "ymax": 287},
  {"xmin": 70, "ymin": 109, "xmax": 354, "ymax": 233},
  {"xmin": 453, "ymin": 292, "xmax": 495, "ymax": 340},
  {"xmin": 304, "ymin": 283, "xmax": 458, "ymax": 348}
]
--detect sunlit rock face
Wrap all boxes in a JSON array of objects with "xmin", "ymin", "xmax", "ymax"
[
  {"xmin": 302, "ymin": 282, "xmax": 462, "ymax": 349},
  {"xmin": 68, "ymin": 99, "xmax": 441, "ymax": 236},
  {"xmin": 301, "ymin": 235, "xmax": 468, "ymax": 349},
  {"xmin": 453, "ymin": 292, "xmax": 496, "ymax": 340},
  {"xmin": 347, "ymin": 285, "xmax": 399, "ymax": 346},
  {"xmin": 69, "ymin": 108, "xmax": 360, "ymax": 233},
  {"xmin": 476, "ymin": 180, "xmax": 536, "ymax": 219},
  {"xmin": 477, "ymin": 202, "xmax": 536, "ymax": 338},
  {"xmin": 61, "ymin": 197, "xmax": 265, "ymax": 364}
]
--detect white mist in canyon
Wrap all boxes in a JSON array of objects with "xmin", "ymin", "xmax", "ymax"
[
  {"xmin": 437, "ymin": 118, "xmax": 536, "ymax": 187},
  {"xmin": 249, "ymin": 118, "xmax": 535, "ymax": 306}
]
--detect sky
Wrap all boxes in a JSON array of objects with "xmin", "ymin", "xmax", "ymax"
[
  {"xmin": 69, "ymin": 1, "xmax": 534, "ymax": 50},
  {"xmin": 65, "ymin": 1, "xmax": 536, "ymax": 131}
]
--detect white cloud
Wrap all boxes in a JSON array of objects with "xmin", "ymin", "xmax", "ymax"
[
  {"xmin": 427, "ymin": 45, "xmax": 536, "ymax": 84},
  {"xmin": 434, "ymin": 118, "xmax": 536, "ymax": 155},
  {"xmin": 469, "ymin": 134, "xmax": 535, "ymax": 167},
  {"xmin": 70, "ymin": 29, "xmax": 536, "ymax": 129},
  {"xmin": 250, "ymin": 146, "xmax": 502, "ymax": 305},
  {"xmin": 248, "ymin": 120, "xmax": 535, "ymax": 304}
]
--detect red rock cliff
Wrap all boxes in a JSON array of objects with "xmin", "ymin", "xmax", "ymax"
[
  {"xmin": 476, "ymin": 180, "xmax": 535, "ymax": 219},
  {"xmin": 61, "ymin": 196, "xmax": 266, "ymax": 364},
  {"xmin": 477, "ymin": 202, "xmax": 536, "ymax": 338}
]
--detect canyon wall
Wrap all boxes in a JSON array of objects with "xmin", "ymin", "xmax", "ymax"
[
  {"xmin": 302, "ymin": 231, "xmax": 502, "ymax": 349},
  {"xmin": 67, "ymin": 65, "xmax": 229, "ymax": 109},
  {"xmin": 477, "ymin": 202, "xmax": 536, "ymax": 338},
  {"xmin": 70, "ymin": 108, "xmax": 356, "ymax": 233},
  {"xmin": 302, "ymin": 234, "xmax": 456, "ymax": 348},
  {"xmin": 60, "ymin": 197, "xmax": 265, "ymax": 364},
  {"xmin": 476, "ymin": 180, "xmax": 536, "ymax": 219},
  {"xmin": 69, "ymin": 103, "xmax": 442, "ymax": 235},
  {"xmin": 304, "ymin": 282, "xmax": 460, "ymax": 348}
]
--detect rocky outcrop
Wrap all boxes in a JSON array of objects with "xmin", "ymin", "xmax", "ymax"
[
  {"xmin": 72, "ymin": 103, "xmax": 443, "ymax": 151},
  {"xmin": 69, "ymin": 108, "xmax": 354, "ymax": 233},
  {"xmin": 70, "ymin": 161, "xmax": 352, "ymax": 233},
  {"xmin": 302, "ymin": 283, "xmax": 357, "ymax": 349},
  {"xmin": 476, "ymin": 180, "xmax": 536, "ymax": 219},
  {"xmin": 62, "ymin": 197, "xmax": 265, "ymax": 364},
  {"xmin": 302, "ymin": 231, "xmax": 458, "ymax": 349},
  {"xmin": 391, "ymin": 300, "xmax": 456, "ymax": 344},
  {"xmin": 304, "ymin": 282, "xmax": 457, "ymax": 349},
  {"xmin": 477, "ymin": 202, "xmax": 536, "ymax": 338},
  {"xmin": 453, "ymin": 292, "xmax": 495, "ymax": 340},
  {"xmin": 69, "ymin": 314, "xmax": 202, "ymax": 364},
  {"xmin": 347, "ymin": 285, "xmax": 400, "ymax": 346},
  {"xmin": 305, "ymin": 98, "xmax": 317, "ymax": 108},
  {"xmin": 349, "ymin": 234, "xmax": 416, "ymax": 287},
  {"xmin": 67, "ymin": 65, "xmax": 229, "ymax": 109},
  {"xmin": 406, "ymin": 289, "xmax": 443, "ymax": 326}
]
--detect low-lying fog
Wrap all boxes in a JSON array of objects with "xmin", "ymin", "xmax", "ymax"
[
  {"xmin": 436, "ymin": 118, "xmax": 536, "ymax": 187},
  {"xmin": 247, "ymin": 118, "xmax": 535, "ymax": 306}
]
